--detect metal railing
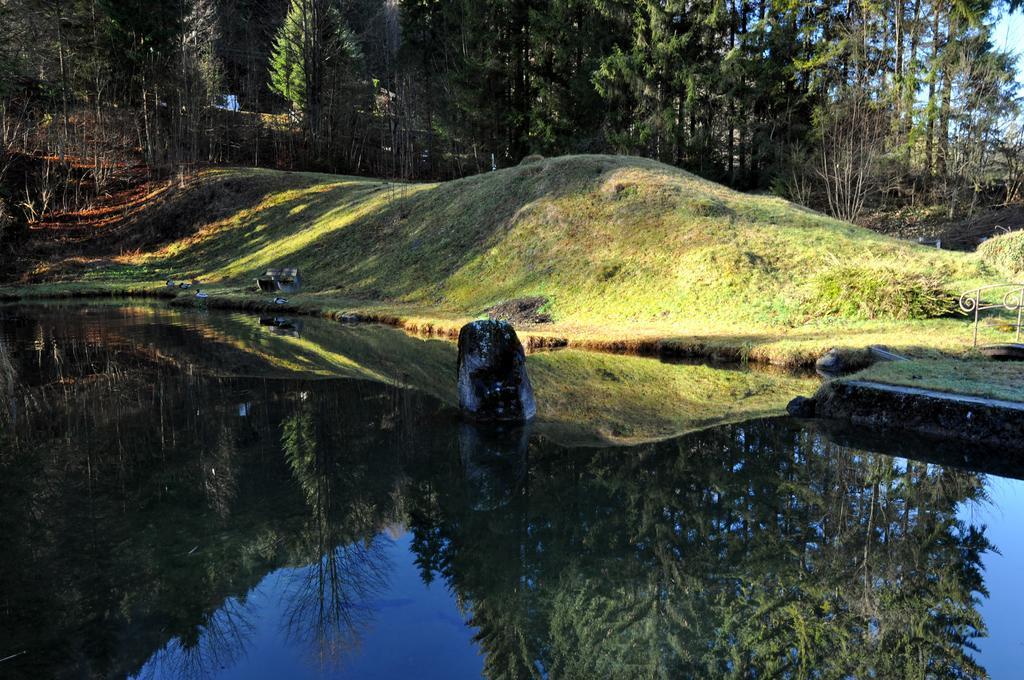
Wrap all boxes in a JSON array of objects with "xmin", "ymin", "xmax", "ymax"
[{"xmin": 959, "ymin": 283, "xmax": 1024, "ymax": 347}]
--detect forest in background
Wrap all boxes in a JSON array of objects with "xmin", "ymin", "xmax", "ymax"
[{"xmin": 1, "ymin": 0, "xmax": 1023, "ymax": 254}]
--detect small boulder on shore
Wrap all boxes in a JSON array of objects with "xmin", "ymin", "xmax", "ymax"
[
  {"xmin": 815, "ymin": 348, "xmax": 845, "ymax": 376},
  {"xmin": 457, "ymin": 320, "xmax": 536, "ymax": 422},
  {"xmin": 787, "ymin": 396, "xmax": 817, "ymax": 418}
]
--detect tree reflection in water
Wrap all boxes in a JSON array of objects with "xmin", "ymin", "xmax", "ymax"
[
  {"xmin": 415, "ymin": 420, "xmax": 994, "ymax": 679},
  {"xmin": 0, "ymin": 337, "xmax": 15, "ymax": 414},
  {"xmin": 138, "ymin": 598, "xmax": 256, "ymax": 680},
  {"xmin": 279, "ymin": 397, "xmax": 392, "ymax": 671},
  {"xmin": 0, "ymin": 306, "xmax": 1007, "ymax": 679}
]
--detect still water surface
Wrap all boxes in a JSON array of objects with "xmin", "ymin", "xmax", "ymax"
[{"xmin": 0, "ymin": 305, "xmax": 1021, "ymax": 679}]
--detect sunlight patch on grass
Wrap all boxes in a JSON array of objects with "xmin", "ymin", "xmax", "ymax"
[{"xmin": 848, "ymin": 359, "xmax": 1024, "ymax": 403}]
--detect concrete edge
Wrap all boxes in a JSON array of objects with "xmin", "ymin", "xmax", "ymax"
[{"xmin": 808, "ymin": 379, "xmax": 1024, "ymax": 451}]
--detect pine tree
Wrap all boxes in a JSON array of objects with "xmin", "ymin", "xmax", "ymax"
[{"xmin": 269, "ymin": 0, "xmax": 312, "ymax": 116}]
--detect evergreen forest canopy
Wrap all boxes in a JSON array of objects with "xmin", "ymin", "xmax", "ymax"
[{"xmin": 1, "ymin": 0, "xmax": 1023, "ymax": 246}]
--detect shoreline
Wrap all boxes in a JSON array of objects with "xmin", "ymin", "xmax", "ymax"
[
  {"xmin": 798, "ymin": 379, "xmax": 1024, "ymax": 452},
  {"xmin": 0, "ymin": 157, "xmax": 1002, "ymax": 371},
  {"xmin": 7, "ymin": 285, "xmax": 1024, "ymax": 452},
  {"xmin": 0, "ymin": 284, "xmax": 874, "ymax": 368}
]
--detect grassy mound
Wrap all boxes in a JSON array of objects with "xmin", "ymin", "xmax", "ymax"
[
  {"xmin": 6, "ymin": 155, "xmax": 1007, "ymax": 364},
  {"xmin": 104, "ymin": 155, "xmax": 982, "ymax": 325},
  {"xmin": 978, "ymin": 229, "xmax": 1024, "ymax": 279}
]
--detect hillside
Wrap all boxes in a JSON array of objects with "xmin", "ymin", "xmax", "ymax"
[
  {"xmin": 979, "ymin": 228, "xmax": 1024, "ymax": 279},
  {"xmin": 4, "ymin": 155, "xmax": 1005, "ymax": 365}
]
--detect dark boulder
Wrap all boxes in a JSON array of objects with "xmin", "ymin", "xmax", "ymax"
[
  {"xmin": 787, "ymin": 396, "xmax": 817, "ymax": 418},
  {"xmin": 457, "ymin": 320, "xmax": 536, "ymax": 421},
  {"xmin": 815, "ymin": 348, "xmax": 845, "ymax": 376}
]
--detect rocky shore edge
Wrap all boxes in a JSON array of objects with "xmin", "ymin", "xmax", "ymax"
[{"xmin": 789, "ymin": 380, "xmax": 1024, "ymax": 452}]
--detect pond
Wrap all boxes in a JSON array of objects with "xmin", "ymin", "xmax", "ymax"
[{"xmin": 0, "ymin": 305, "xmax": 1021, "ymax": 679}]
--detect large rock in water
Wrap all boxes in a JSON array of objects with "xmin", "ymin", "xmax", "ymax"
[{"xmin": 457, "ymin": 320, "xmax": 536, "ymax": 421}]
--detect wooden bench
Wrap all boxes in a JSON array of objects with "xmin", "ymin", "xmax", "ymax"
[{"xmin": 255, "ymin": 268, "xmax": 301, "ymax": 293}]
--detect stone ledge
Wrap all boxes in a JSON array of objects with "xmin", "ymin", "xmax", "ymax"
[{"xmin": 813, "ymin": 379, "xmax": 1024, "ymax": 451}]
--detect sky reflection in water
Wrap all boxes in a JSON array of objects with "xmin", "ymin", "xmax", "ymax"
[{"xmin": 138, "ymin": 534, "xmax": 481, "ymax": 680}]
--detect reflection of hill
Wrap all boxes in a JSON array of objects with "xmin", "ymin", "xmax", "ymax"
[{"xmin": 2, "ymin": 304, "xmax": 818, "ymax": 445}]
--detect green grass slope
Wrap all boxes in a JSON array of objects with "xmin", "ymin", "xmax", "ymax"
[
  {"xmin": 140, "ymin": 155, "xmax": 985, "ymax": 322},
  {"xmin": 978, "ymin": 228, "xmax": 1024, "ymax": 279},
  {"xmin": 9, "ymin": 154, "xmax": 1005, "ymax": 363},
  {"xmin": 848, "ymin": 359, "xmax": 1024, "ymax": 403}
]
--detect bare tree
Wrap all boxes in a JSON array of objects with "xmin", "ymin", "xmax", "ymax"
[
  {"xmin": 1002, "ymin": 123, "xmax": 1024, "ymax": 206},
  {"xmin": 175, "ymin": 0, "xmax": 223, "ymax": 173},
  {"xmin": 0, "ymin": 97, "xmax": 33, "ymax": 240},
  {"xmin": 780, "ymin": 142, "xmax": 816, "ymax": 209},
  {"xmin": 816, "ymin": 92, "xmax": 887, "ymax": 223},
  {"xmin": 941, "ymin": 42, "xmax": 1018, "ymax": 216}
]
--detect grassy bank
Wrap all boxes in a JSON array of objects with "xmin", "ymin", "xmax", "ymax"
[
  {"xmin": 978, "ymin": 228, "xmax": 1024, "ymax": 279},
  {"xmin": 4, "ymin": 154, "xmax": 1009, "ymax": 366},
  {"xmin": 846, "ymin": 359, "xmax": 1024, "ymax": 403}
]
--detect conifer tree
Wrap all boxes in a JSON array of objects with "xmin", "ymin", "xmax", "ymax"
[{"xmin": 269, "ymin": 0, "xmax": 308, "ymax": 115}]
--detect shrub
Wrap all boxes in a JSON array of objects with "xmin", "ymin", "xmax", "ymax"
[
  {"xmin": 809, "ymin": 265, "xmax": 955, "ymax": 320},
  {"xmin": 978, "ymin": 229, "xmax": 1024, "ymax": 279}
]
